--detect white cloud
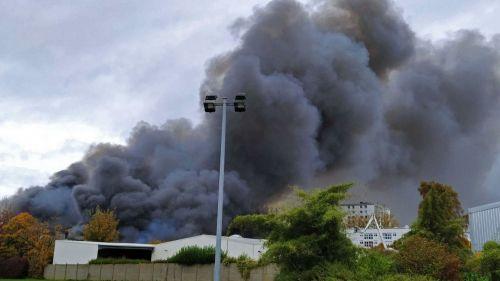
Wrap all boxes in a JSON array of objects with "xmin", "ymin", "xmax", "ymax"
[{"xmin": 0, "ymin": 121, "xmax": 123, "ymax": 196}]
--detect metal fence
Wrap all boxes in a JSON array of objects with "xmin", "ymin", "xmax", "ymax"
[{"xmin": 43, "ymin": 263, "xmax": 278, "ymax": 281}]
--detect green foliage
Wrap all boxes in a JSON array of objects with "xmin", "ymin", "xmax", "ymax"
[
  {"xmin": 264, "ymin": 183, "xmax": 356, "ymax": 280},
  {"xmin": 483, "ymin": 241, "xmax": 500, "ymax": 251},
  {"xmin": 464, "ymin": 241, "xmax": 499, "ymax": 280},
  {"xmin": 479, "ymin": 241, "xmax": 500, "ymax": 281},
  {"xmin": 356, "ymin": 249, "xmax": 396, "ymax": 280},
  {"xmin": 226, "ymin": 214, "xmax": 276, "ymax": 238},
  {"xmin": 319, "ymin": 250, "xmax": 398, "ymax": 281},
  {"xmin": 223, "ymin": 254, "xmax": 261, "ymax": 281},
  {"xmin": 411, "ymin": 182, "xmax": 468, "ymax": 252},
  {"xmin": 382, "ymin": 274, "xmax": 438, "ymax": 281},
  {"xmin": 462, "ymin": 272, "xmax": 490, "ymax": 281},
  {"xmin": 165, "ymin": 246, "xmax": 226, "ymax": 265},
  {"xmin": 89, "ymin": 258, "xmax": 149, "ymax": 264},
  {"xmin": 395, "ymin": 235, "xmax": 462, "ymax": 281}
]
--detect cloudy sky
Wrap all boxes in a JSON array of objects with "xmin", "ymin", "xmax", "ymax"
[{"xmin": 0, "ymin": 0, "xmax": 499, "ymax": 198}]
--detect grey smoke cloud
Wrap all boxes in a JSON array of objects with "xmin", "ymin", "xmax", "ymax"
[{"xmin": 4, "ymin": 0, "xmax": 500, "ymax": 239}]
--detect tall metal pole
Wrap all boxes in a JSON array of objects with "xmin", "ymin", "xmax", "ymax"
[{"xmin": 213, "ymin": 98, "xmax": 227, "ymax": 281}]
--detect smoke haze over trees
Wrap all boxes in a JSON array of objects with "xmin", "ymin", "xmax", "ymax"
[{"xmin": 3, "ymin": 0, "xmax": 500, "ymax": 241}]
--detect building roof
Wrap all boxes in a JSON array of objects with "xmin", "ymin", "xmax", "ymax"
[
  {"xmin": 159, "ymin": 234, "xmax": 265, "ymax": 246},
  {"xmin": 468, "ymin": 201, "xmax": 500, "ymax": 214},
  {"xmin": 56, "ymin": 240, "xmax": 155, "ymax": 249}
]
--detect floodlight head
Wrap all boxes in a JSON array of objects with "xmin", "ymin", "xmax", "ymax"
[
  {"xmin": 235, "ymin": 94, "xmax": 246, "ymax": 101},
  {"xmin": 203, "ymin": 95, "xmax": 218, "ymax": 112},
  {"xmin": 234, "ymin": 94, "xmax": 246, "ymax": 112},
  {"xmin": 204, "ymin": 101, "xmax": 216, "ymax": 112}
]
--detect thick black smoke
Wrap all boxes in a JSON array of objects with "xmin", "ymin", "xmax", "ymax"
[{"xmin": 4, "ymin": 0, "xmax": 500, "ymax": 240}]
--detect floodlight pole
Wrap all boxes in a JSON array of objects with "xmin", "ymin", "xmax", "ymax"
[{"xmin": 214, "ymin": 98, "xmax": 227, "ymax": 281}]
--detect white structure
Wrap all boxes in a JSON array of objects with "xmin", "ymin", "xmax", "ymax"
[
  {"xmin": 53, "ymin": 235, "xmax": 265, "ymax": 264},
  {"xmin": 468, "ymin": 201, "xmax": 500, "ymax": 251},
  {"xmin": 152, "ymin": 235, "xmax": 265, "ymax": 261},
  {"xmin": 53, "ymin": 240, "xmax": 155, "ymax": 264},
  {"xmin": 347, "ymin": 226, "xmax": 410, "ymax": 248}
]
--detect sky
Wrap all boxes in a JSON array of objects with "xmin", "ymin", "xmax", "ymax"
[{"xmin": 0, "ymin": 0, "xmax": 499, "ymax": 198}]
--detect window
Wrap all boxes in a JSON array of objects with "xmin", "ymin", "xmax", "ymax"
[
  {"xmin": 364, "ymin": 233, "xmax": 374, "ymax": 240},
  {"xmin": 364, "ymin": 241, "xmax": 374, "ymax": 248},
  {"xmin": 383, "ymin": 233, "xmax": 392, "ymax": 240}
]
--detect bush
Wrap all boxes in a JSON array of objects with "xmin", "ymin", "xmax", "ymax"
[
  {"xmin": 89, "ymin": 258, "xmax": 150, "ymax": 264},
  {"xmin": 321, "ymin": 250, "xmax": 398, "ymax": 281},
  {"xmin": 223, "ymin": 254, "xmax": 260, "ymax": 281},
  {"xmin": 323, "ymin": 262, "xmax": 359, "ymax": 281},
  {"xmin": 462, "ymin": 272, "xmax": 490, "ymax": 281},
  {"xmin": 479, "ymin": 242, "xmax": 500, "ymax": 281},
  {"xmin": 265, "ymin": 184, "xmax": 356, "ymax": 279},
  {"xmin": 382, "ymin": 274, "xmax": 437, "ymax": 281},
  {"xmin": 0, "ymin": 256, "xmax": 29, "ymax": 278},
  {"xmin": 166, "ymin": 246, "xmax": 226, "ymax": 265},
  {"xmin": 356, "ymin": 249, "xmax": 397, "ymax": 280},
  {"xmin": 395, "ymin": 235, "xmax": 462, "ymax": 281}
]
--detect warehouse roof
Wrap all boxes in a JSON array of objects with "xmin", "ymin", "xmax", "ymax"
[
  {"xmin": 468, "ymin": 201, "xmax": 500, "ymax": 213},
  {"xmin": 57, "ymin": 240, "xmax": 155, "ymax": 249}
]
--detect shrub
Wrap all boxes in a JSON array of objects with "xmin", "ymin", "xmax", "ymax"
[
  {"xmin": 382, "ymin": 274, "xmax": 437, "ymax": 281},
  {"xmin": 462, "ymin": 272, "xmax": 490, "ymax": 281},
  {"xmin": 483, "ymin": 241, "xmax": 500, "ymax": 251},
  {"xmin": 323, "ymin": 262, "xmax": 359, "ymax": 281},
  {"xmin": 166, "ymin": 246, "xmax": 226, "ymax": 265},
  {"xmin": 223, "ymin": 254, "xmax": 260, "ymax": 281},
  {"xmin": 89, "ymin": 258, "xmax": 150, "ymax": 264},
  {"xmin": 356, "ymin": 249, "xmax": 397, "ymax": 280},
  {"xmin": 265, "ymin": 184, "xmax": 356, "ymax": 279},
  {"xmin": 0, "ymin": 256, "xmax": 29, "ymax": 278},
  {"xmin": 395, "ymin": 235, "xmax": 462, "ymax": 281},
  {"xmin": 479, "ymin": 242, "xmax": 500, "ymax": 281},
  {"xmin": 321, "ymin": 250, "xmax": 398, "ymax": 281}
]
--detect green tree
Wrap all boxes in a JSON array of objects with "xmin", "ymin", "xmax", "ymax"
[
  {"xmin": 226, "ymin": 214, "xmax": 276, "ymax": 238},
  {"xmin": 83, "ymin": 207, "xmax": 120, "ymax": 242},
  {"xmin": 263, "ymin": 183, "xmax": 356, "ymax": 280},
  {"xmin": 411, "ymin": 181, "xmax": 468, "ymax": 251}
]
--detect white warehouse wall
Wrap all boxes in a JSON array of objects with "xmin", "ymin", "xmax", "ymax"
[
  {"xmin": 469, "ymin": 201, "xmax": 500, "ymax": 251},
  {"xmin": 152, "ymin": 235, "xmax": 265, "ymax": 261},
  {"xmin": 53, "ymin": 240, "xmax": 99, "ymax": 264}
]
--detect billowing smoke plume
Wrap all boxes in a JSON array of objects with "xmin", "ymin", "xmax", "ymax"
[{"xmin": 4, "ymin": 0, "xmax": 500, "ymax": 240}]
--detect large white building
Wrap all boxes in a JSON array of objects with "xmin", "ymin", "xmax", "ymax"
[
  {"xmin": 53, "ymin": 235, "xmax": 265, "ymax": 264},
  {"xmin": 53, "ymin": 240, "xmax": 155, "ymax": 264},
  {"xmin": 468, "ymin": 201, "xmax": 500, "ymax": 251},
  {"xmin": 347, "ymin": 226, "xmax": 410, "ymax": 248}
]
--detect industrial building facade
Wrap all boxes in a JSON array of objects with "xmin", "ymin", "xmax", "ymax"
[
  {"xmin": 53, "ymin": 235, "xmax": 265, "ymax": 264},
  {"xmin": 468, "ymin": 201, "xmax": 500, "ymax": 251}
]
